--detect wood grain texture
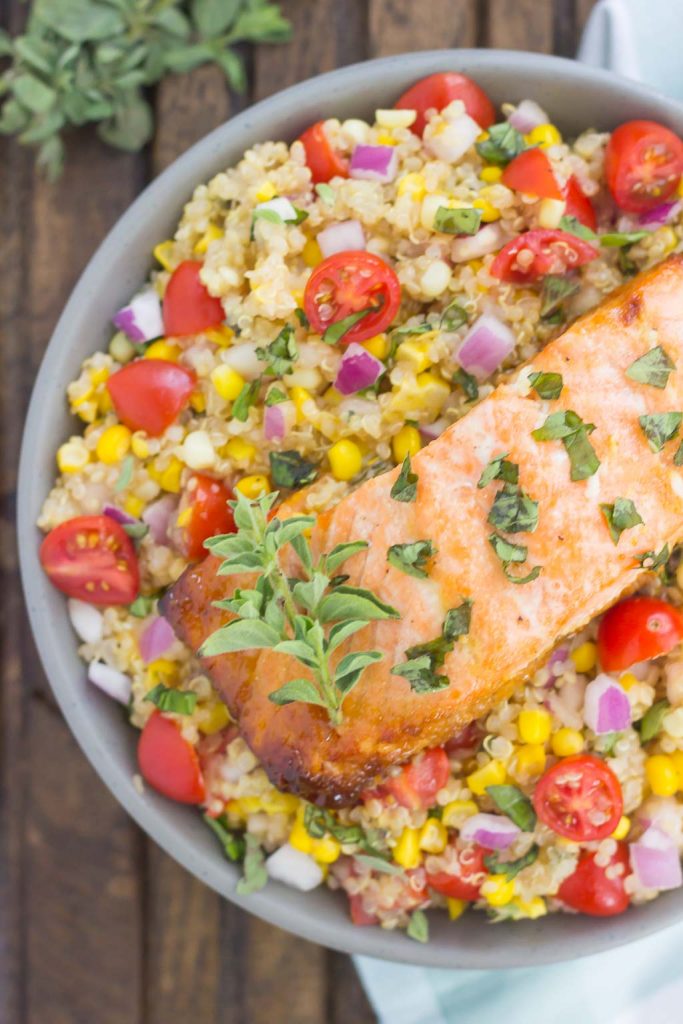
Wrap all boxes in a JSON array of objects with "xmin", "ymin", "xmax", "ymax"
[
  {"xmin": 486, "ymin": 0, "xmax": 554, "ymax": 51},
  {"xmin": 369, "ymin": 0, "xmax": 478, "ymax": 55}
]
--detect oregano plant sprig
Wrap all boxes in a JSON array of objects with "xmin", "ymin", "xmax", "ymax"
[{"xmin": 201, "ymin": 491, "xmax": 400, "ymax": 727}]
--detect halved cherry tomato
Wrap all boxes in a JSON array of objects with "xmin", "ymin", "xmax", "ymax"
[
  {"xmin": 426, "ymin": 845, "xmax": 487, "ymax": 901},
  {"xmin": 298, "ymin": 121, "xmax": 349, "ymax": 184},
  {"xmin": 395, "ymin": 72, "xmax": 496, "ymax": 136},
  {"xmin": 605, "ymin": 120, "xmax": 683, "ymax": 213},
  {"xmin": 558, "ymin": 842, "xmax": 630, "ymax": 917},
  {"xmin": 138, "ymin": 711, "xmax": 205, "ymax": 804},
  {"xmin": 180, "ymin": 474, "xmax": 236, "ymax": 561},
  {"xmin": 106, "ymin": 359, "xmax": 195, "ymax": 436},
  {"xmin": 348, "ymin": 893, "xmax": 378, "ymax": 926},
  {"xmin": 597, "ymin": 596, "xmax": 683, "ymax": 673},
  {"xmin": 40, "ymin": 514, "xmax": 139, "ymax": 605},
  {"xmin": 490, "ymin": 229, "xmax": 598, "ymax": 283},
  {"xmin": 533, "ymin": 754, "xmax": 623, "ymax": 842},
  {"xmin": 162, "ymin": 260, "xmax": 225, "ymax": 336},
  {"xmin": 445, "ymin": 721, "xmax": 484, "ymax": 759},
  {"xmin": 384, "ymin": 747, "xmax": 450, "ymax": 810},
  {"xmin": 502, "ymin": 147, "xmax": 563, "ymax": 200},
  {"xmin": 564, "ymin": 175, "xmax": 597, "ymax": 231},
  {"xmin": 303, "ymin": 251, "xmax": 401, "ymax": 344}
]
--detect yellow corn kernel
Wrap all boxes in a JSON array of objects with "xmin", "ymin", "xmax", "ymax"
[
  {"xmin": 131, "ymin": 432, "xmax": 150, "ymax": 459},
  {"xmin": 90, "ymin": 366, "xmax": 110, "ymax": 387},
  {"xmin": 376, "ymin": 108, "xmax": 416, "ymax": 130},
  {"xmin": 362, "ymin": 333, "xmax": 389, "ymax": 360},
  {"xmin": 235, "ymin": 474, "xmax": 270, "ymax": 499},
  {"xmin": 198, "ymin": 701, "xmax": 231, "ymax": 735},
  {"xmin": 646, "ymin": 754, "xmax": 679, "ymax": 796},
  {"xmin": 514, "ymin": 743, "xmax": 547, "ymax": 778},
  {"xmin": 538, "ymin": 197, "xmax": 567, "ymax": 229},
  {"xmin": 190, "ymin": 391, "xmax": 206, "ymax": 413},
  {"xmin": 481, "ymin": 875, "xmax": 515, "ymax": 907},
  {"xmin": 146, "ymin": 658, "xmax": 177, "ymax": 686},
  {"xmin": 551, "ymin": 727, "xmax": 585, "ymax": 757},
  {"xmin": 441, "ymin": 799, "xmax": 479, "ymax": 827},
  {"xmin": 193, "ymin": 223, "xmax": 224, "ymax": 255},
  {"xmin": 290, "ymin": 385, "xmax": 314, "ymax": 421},
  {"xmin": 261, "ymin": 792, "xmax": 300, "ymax": 816},
  {"xmin": 477, "ymin": 130, "xmax": 489, "ymax": 143},
  {"xmin": 153, "ymin": 240, "xmax": 175, "ymax": 272},
  {"xmin": 311, "ymin": 835, "xmax": 342, "ymax": 864},
  {"xmin": 224, "ymin": 799, "xmax": 246, "ymax": 822},
  {"xmin": 671, "ymin": 750, "xmax": 683, "ymax": 787},
  {"xmin": 376, "ymin": 131, "xmax": 397, "ymax": 146},
  {"xmin": 71, "ymin": 386, "xmax": 94, "ymax": 409},
  {"xmin": 211, "ymin": 364, "xmax": 246, "ymax": 401},
  {"xmin": 255, "ymin": 180, "xmax": 277, "ymax": 203},
  {"xmin": 392, "ymin": 424, "xmax": 421, "ymax": 464},
  {"xmin": 418, "ymin": 818, "xmax": 448, "ymax": 854},
  {"xmin": 447, "ymin": 898, "xmax": 467, "ymax": 921},
  {"xmin": 144, "ymin": 340, "xmax": 180, "ymax": 362},
  {"xmin": 205, "ymin": 325, "xmax": 235, "ymax": 347},
  {"xmin": 124, "ymin": 494, "xmax": 145, "ymax": 518},
  {"xmin": 303, "ymin": 238, "xmax": 323, "ymax": 267},
  {"xmin": 289, "ymin": 810, "xmax": 314, "ymax": 854},
  {"xmin": 611, "ymin": 815, "xmax": 631, "ymax": 841},
  {"xmin": 517, "ymin": 708, "xmax": 552, "ymax": 745},
  {"xmin": 96, "ymin": 424, "xmax": 132, "ymax": 465},
  {"xmin": 57, "ymin": 439, "xmax": 90, "ymax": 473},
  {"xmin": 397, "ymin": 172, "xmax": 426, "ymax": 201},
  {"xmin": 525, "ymin": 123, "xmax": 562, "ymax": 148},
  {"xmin": 222, "ymin": 437, "xmax": 257, "ymax": 462},
  {"xmin": 398, "ymin": 338, "xmax": 432, "ymax": 373},
  {"xmin": 323, "ymin": 385, "xmax": 343, "ymax": 407},
  {"xmin": 657, "ymin": 225, "xmax": 678, "ymax": 255},
  {"xmin": 291, "ymin": 288, "xmax": 304, "ymax": 307},
  {"xmin": 619, "ymin": 671, "xmax": 639, "ymax": 691},
  {"xmin": 466, "ymin": 759, "xmax": 506, "ymax": 796},
  {"xmin": 416, "ymin": 370, "xmax": 450, "ymax": 409},
  {"xmin": 161, "ymin": 457, "xmax": 183, "ymax": 493},
  {"xmin": 473, "ymin": 194, "xmax": 501, "ymax": 223},
  {"xmin": 513, "ymin": 896, "xmax": 547, "ymax": 919},
  {"xmin": 571, "ymin": 641, "xmax": 597, "ymax": 674},
  {"xmin": 98, "ymin": 389, "xmax": 114, "ymax": 415},
  {"xmin": 480, "ymin": 165, "xmax": 503, "ymax": 183},
  {"xmin": 176, "ymin": 506, "xmax": 193, "ymax": 528},
  {"xmin": 328, "ymin": 439, "xmax": 362, "ymax": 481},
  {"xmin": 233, "ymin": 796, "xmax": 264, "ymax": 815},
  {"xmin": 393, "ymin": 827, "xmax": 422, "ymax": 870}
]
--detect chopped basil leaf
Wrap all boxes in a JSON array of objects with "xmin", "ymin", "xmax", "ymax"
[
  {"xmin": 390, "ymin": 453, "xmax": 418, "ymax": 502},
  {"xmin": 145, "ymin": 684, "xmax": 198, "ymax": 716},
  {"xmin": 488, "ymin": 532, "xmax": 542, "ymax": 585},
  {"xmin": 600, "ymin": 732, "xmax": 621, "ymax": 756},
  {"xmin": 407, "ymin": 908, "xmax": 429, "ymax": 943},
  {"xmin": 676, "ymin": 440, "xmax": 683, "ymax": 467},
  {"xmin": 528, "ymin": 370, "xmax": 564, "ymax": 400},
  {"xmin": 600, "ymin": 498, "xmax": 643, "ymax": 545},
  {"xmin": 323, "ymin": 305, "xmax": 376, "ymax": 344},
  {"xmin": 476, "ymin": 122, "xmax": 526, "ymax": 166},
  {"xmin": 232, "ymin": 379, "xmax": 260, "ymax": 421},
  {"xmin": 256, "ymin": 324, "xmax": 298, "ymax": 376},
  {"xmin": 204, "ymin": 814, "xmax": 246, "ymax": 862},
  {"xmin": 356, "ymin": 854, "xmax": 405, "ymax": 877},
  {"xmin": 540, "ymin": 276, "xmax": 579, "ymax": 319},
  {"xmin": 250, "ymin": 206, "xmax": 283, "ymax": 239},
  {"xmin": 443, "ymin": 599, "xmax": 473, "ymax": 641},
  {"xmin": 128, "ymin": 594, "xmax": 157, "ymax": 618},
  {"xmin": 484, "ymin": 844, "xmax": 539, "ymax": 881},
  {"xmin": 269, "ymin": 450, "xmax": 318, "ymax": 489},
  {"xmin": 392, "ymin": 599, "xmax": 472, "ymax": 693},
  {"xmin": 315, "ymin": 182, "xmax": 335, "ymax": 206},
  {"xmin": 390, "ymin": 320, "xmax": 433, "ymax": 342},
  {"xmin": 487, "ymin": 482, "xmax": 539, "ymax": 534},
  {"xmin": 600, "ymin": 230, "xmax": 648, "ymax": 247},
  {"xmin": 387, "ymin": 539, "xmax": 436, "ymax": 579},
  {"xmin": 294, "ymin": 307, "xmax": 309, "ymax": 328},
  {"xmin": 478, "ymin": 452, "xmax": 518, "ymax": 489},
  {"xmin": 304, "ymin": 804, "xmax": 366, "ymax": 845},
  {"xmin": 440, "ymin": 300, "xmax": 468, "ymax": 332},
  {"xmin": 532, "ymin": 410, "xmax": 600, "ymax": 481},
  {"xmin": 265, "ymin": 386, "xmax": 287, "ymax": 406},
  {"xmin": 454, "ymin": 366, "xmax": 479, "ymax": 401},
  {"xmin": 236, "ymin": 833, "xmax": 268, "ymax": 895},
  {"xmin": 639, "ymin": 699, "xmax": 671, "ymax": 744},
  {"xmin": 123, "ymin": 521, "xmax": 149, "ymax": 540},
  {"xmin": 626, "ymin": 346, "xmax": 675, "ymax": 389},
  {"xmin": 618, "ymin": 246, "xmax": 638, "ymax": 277},
  {"xmin": 639, "ymin": 412, "xmax": 682, "ymax": 452},
  {"xmin": 434, "ymin": 206, "xmax": 482, "ymax": 236},
  {"xmin": 559, "ymin": 215, "xmax": 598, "ymax": 242},
  {"xmin": 486, "ymin": 784, "xmax": 537, "ymax": 831},
  {"xmin": 635, "ymin": 543, "xmax": 670, "ymax": 574},
  {"xmin": 114, "ymin": 454, "xmax": 134, "ymax": 492},
  {"xmin": 292, "ymin": 206, "xmax": 309, "ymax": 225}
]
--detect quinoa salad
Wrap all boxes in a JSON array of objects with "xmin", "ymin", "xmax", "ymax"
[{"xmin": 37, "ymin": 72, "xmax": 683, "ymax": 939}]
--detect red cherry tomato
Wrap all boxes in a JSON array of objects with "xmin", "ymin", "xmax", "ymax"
[
  {"xmin": 564, "ymin": 175, "xmax": 597, "ymax": 231},
  {"xmin": 138, "ymin": 712, "xmax": 205, "ymax": 804},
  {"xmin": 303, "ymin": 251, "xmax": 401, "ymax": 344},
  {"xmin": 426, "ymin": 845, "xmax": 487, "ymax": 901},
  {"xmin": 298, "ymin": 121, "xmax": 349, "ymax": 184},
  {"xmin": 444, "ymin": 721, "xmax": 484, "ymax": 759},
  {"xmin": 501, "ymin": 148, "xmax": 563, "ymax": 200},
  {"xmin": 490, "ymin": 229, "xmax": 598, "ymax": 284},
  {"xmin": 395, "ymin": 72, "xmax": 496, "ymax": 136},
  {"xmin": 558, "ymin": 842, "xmax": 631, "ymax": 917},
  {"xmin": 597, "ymin": 596, "xmax": 683, "ymax": 673},
  {"xmin": 181, "ymin": 474, "xmax": 236, "ymax": 561},
  {"xmin": 40, "ymin": 514, "xmax": 139, "ymax": 605},
  {"xmin": 106, "ymin": 359, "xmax": 195, "ymax": 436},
  {"xmin": 605, "ymin": 120, "xmax": 683, "ymax": 213},
  {"xmin": 163, "ymin": 260, "xmax": 225, "ymax": 336},
  {"xmin": 533, "ymin": 754, "xmax": 623, "ymax": 842},
  {"xmin": 348, "ymin": 893, "xmax": 378, "ymax": 926},
  {"xmin": 384, "ymin": 747, "xmax": 450, "ymax": 810}
]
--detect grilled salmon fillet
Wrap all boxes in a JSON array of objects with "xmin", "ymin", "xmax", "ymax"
[{"xmin": 165, "ymin": 255, "xmax": 683, "ymax": 806}]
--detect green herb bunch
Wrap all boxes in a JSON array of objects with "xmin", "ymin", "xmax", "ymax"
[
  {"xmin": 0, "ymin": 0, "xmax": 291, "ymax": 179},
  {"xmin": 201, "ymin": 491, "xmax": 400, "ymax": 727}
]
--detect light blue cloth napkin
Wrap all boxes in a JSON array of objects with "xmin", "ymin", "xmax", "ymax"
[{"xmin": 355, "ymin": 2, "xmax": 683, "ymax": 1020}]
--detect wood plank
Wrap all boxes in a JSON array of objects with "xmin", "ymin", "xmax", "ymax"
[
  {"xmin": 328, "ymin": 951, "xmax": 377, "ymax": 1024},
  {"xmin": 553, "ymin": 0, "xmax": 579, "ymax": 57},
  {"xmin": 152, "ymin": 65, "xmax": 233, "ymax": 175},
  {"xmin": 486, "ymin": 0, "xmax": 554, "ymax": 51},
  {"xmin": 576, "ymin": 0, "xmax": 599, "ymax": 33},
  {"xmin": 241, "ymin": 916, "xmax": 327, "ymax": 1024},
  {"xmin": 369, "ymin": 0, "xmax": 478, "ymax": 55}
]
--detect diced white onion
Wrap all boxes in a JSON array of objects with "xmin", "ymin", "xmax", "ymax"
[
  {"xmin": 317, "ymin": 220, "xmax": 365, "ymax": 258},
  {"xmin": 266, "ymin": 843, "xmax": 323, "ymax": 891},
  {"xmin": 451, "ymin": 223, "xmax": 506, "ymax": 262},
  {"xmin": 88, "ymin": 661, "xmax": 132, "ymax": 704},
  {"xmin": 507, "ymin": 99, "xmax": 549, "ymax": 134},
  {"xmin": 425, "ymin": 113, "xmax": 480, "ymax": 163},
  {"xmin": 255, "ymin": 197, "xmax": 298, "ymax": 222},
  {"xmin": 68, "ymin": 599, "xmax": 104, "ymax": 644},
  {"xmin": 181, "ymin": 430, "xmax": 215, "ymax": 470},
  {"xmin": 223, "ymin": 343, "xmax": 264, "ymax": 380},
  {"xmin": 375, "ymin": 108, "xmax": 416, "ymax": 129}
]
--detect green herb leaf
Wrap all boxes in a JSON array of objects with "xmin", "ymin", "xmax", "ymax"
[
  {"xmin": 639, "ymin": 699, "xmax": 671, "ymax": 744},
  {"xmin": 236, "ymin": 833, "xmax": 268, "ymax": 895},
  {"xmin": 303, "ymin": 804, "xmax": 366, "ymax": 845},
  {"xmin": 532, "ymin": 410, "xmax": 600, "ymax": 480},
  {"xmin": 484, "ymin": 845, "xmax": 539, "ymax": 881},
  {"xmin": 256, "ymin": 324, "xmax": 298, "ymax": 376},
  {"xmin": 478, "ymin": 453, "xmax": 518, "ymax": 489},
  {"xmin": 540, "ymin": 277, "xmax": 579, "ymax": 319},
  {"xmin": 317, "ymin": 585, "xmax": 400, "ymax": 624},
  {"xmin": 203, "ymin": 814, "xmax": 246, "ymax": 862},
  {"xmin": 639, "ymin": 412, "xmax": 683, "ymax": 452},
  {"xmin": 265, "ymin": 386, "xmax": 287, "ymax": 406},
  {"xmin": 392, "ymin": 600, "xmax": 471, "ymax": 693},
  {"xmin": 406, "ymin": 908, "xmax": 429, "ymax": 943},
  {"xmin": 323, "ymin": 306, "xmax": 375, "ymax": 345},
  {"xmin": 486, "ymin": 784, "xmax": 537, "ymax": 831},
  {"xmin": 294, "ymin": 307, "xmax": 309, "ymax": 328},
  {"xmin": 387, "ymin": 539, "xmax": 436, "ymax": 579},
  {"xmin": 675, "ymin": 441, "xmax": 683, "ymax": 466},
  {"xmin": 626, "ymin": 346, "xmax": 675, "ymax": 389},
  {"xmin": 123, "ymin": 521, "xmax": 149, "ymax": 540},
  {"xmin": 128, "ymin": 594, "xmax": 157, "ymax": 618},
  {"xmin": 269, "ymin": 450, "xmax": 318, "ymax": 489},
  {"xmin": 618, "ymin": 246, "xmax": 638, "ymax": 277},
  {"xmin": 250, "ymin": 206, "xmax": 283, "ymax": 237},
  {"xmin": 390, "ymin": 453, "xmax": 418, "ymax": 502},
  {"xmin": 454, "ymin": 367, "xmax": 479, "ymax": 401},
  {"xmin": 324, "ymin": 541, "xmax": 369, "ymax": 573},
  {"xmin": 200, "ymin": 618, "xmax": 281, "ymax": 657},
  {"xmin": 114, "ymin": 455, "xmax": 134, "ymax": 492},
  {"xmin": 145, "ymin": 684, "xmax": 198, "ymax": 716},
  {"xmin": 315, "ymin": 183, "xmax": 335, "ymax": 206},
  {"xmin": 635, "ymin": 544, "xmax": 670, "ymax": 573},
  {"xmin": 232, "ymin": 380, "xmax": 260, "ymax": 421},
  {"xmin": 335, "ymin": 649, "xmax": 383, "ymax": 695},
  {"xmin": 434, "ymin": 206, "xmax": 482, "ymax": 235},
  {"xmin": 487, "ymin": 483, "xmax": 539, "ymax": 534},
  {"xmin": 268, "ymin": 678, "xmax": 326, "ymax": 707},
  {"xmin": 488, "ymin": 533, "xmax": 542, "ymax": 585},
  {"xmin": 559, "ymin": 215, "xmax": 598, "ymax": 242},
  {"xmin": 443, "ymin": 599, "xmax": 473, "ymax": 641},
  {"xmin": 476, "ymin": 122, "xmax": 526, "ymax": 166},
  {"xmin": 600, "ymin": 498, "xmax": 643, "ymax": 545},
  {"xmin": 528, "ymin": 371, "xmax": 564, "ymax": 400},
  {"xmin": 355, "ymin": 854, "xmax": 405, "ymax": 876},
  {"xmin": 600, "ymin": 230, "xmax": 649, "ymax": 248},
  {"xmin": 440, "ymin": 301, "xmax": 468, "ymax": 332}
]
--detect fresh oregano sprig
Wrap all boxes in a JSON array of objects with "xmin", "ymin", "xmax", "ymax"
[{"xmin": 201, "ymin": 491, "xmax": 399, "ymax": 727}]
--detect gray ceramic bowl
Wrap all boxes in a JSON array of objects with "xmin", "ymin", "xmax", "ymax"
[{"xmin": 18, "ymin": 49, "xmax": 683, "ymax": 968}]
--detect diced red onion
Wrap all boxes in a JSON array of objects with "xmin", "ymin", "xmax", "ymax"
[
  {"xmin": 419, "ymin": 417, "xmax": 449, "ymax": 442},
  {"xmin": 507, "ymin": 99, "xmax": 549, "ymax": 134},
  {"xmin": 349, "ymin": 144, "xmax": 397, "ymax": 183},
  {"xmin": 335, "ymin": 343, "xmax": 384, "ymax": 395},
  {"xmin": 112, "ymin": 288, "xmax": 163, "ymax": 343},
  {"xmin": 639, "ymin": 201, "xmax": 681, "ymax": 228},
  {"xmin": 548, "ymin": 645, "xmax": 570, "ymax": 670},
  {"xmin": 256, "ymin": 196, "xmax": 298, "ymax": 222},
  {"xmin": 88, "ymin": 660, "xmax": 132, "ymax": 704},
  {"xmin": 264, "ymin": 403, "xmax": 286, "ymax": 441},
  {"xmin": 583, "ymin": 673, "xmax": 631, "ymax": 734},
  {"xmin": 456, "ymin": 314, "xmax": 515, "ymax": 380},
  {"xmin": 460, "ymin": 813, "xmax": 521, "ymax": 849},
  {"xmin": 103, "ymin": 503, "xmax": 137, "ymax": 526},
  {"xmin": 451, "ymin": 223, "xmax": 506, "ymax": 263},
  {"xmin": 223, "ymin": 342, "xmax": 264, "ymax": 380},
  {"xmin": 266, "ymin": 843, "xmax": 323, "ymax": 890},
  {"xmin": 630, "ymin": 826, "xmax": 682, "ymax": 890},
  {"xmin": 142, "ymin": 495, "xmax": 177, "ymax": 545},
  {"xmin": 317, "ymin": 220, "xmax": 366, "ymax": 259},
  {"xmin": 139, "ymin": 615, "xmax": 175, "ymax": 664},
  {"xmin": 68, "ymin": 598, "xmax": 104, "ymax": 644}
]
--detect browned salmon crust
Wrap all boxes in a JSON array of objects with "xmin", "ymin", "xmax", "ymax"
[{"xmin": 165, "ymin": 256, "xmax": 683, "ymax": 806}]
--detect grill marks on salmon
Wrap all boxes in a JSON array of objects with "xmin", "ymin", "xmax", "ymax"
[{"xmin": 165, "ymin": 256, "xmax": 683, "ymax": 806}]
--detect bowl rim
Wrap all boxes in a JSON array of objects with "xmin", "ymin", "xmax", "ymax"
[{"xmin": 18, "ymin": 47, "xmax": 683, "ymax": 969}]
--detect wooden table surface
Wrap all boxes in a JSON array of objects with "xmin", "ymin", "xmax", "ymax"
[{"xmin": 1, "ymin": 2, "xmax": 597, "ymax": 1021}]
